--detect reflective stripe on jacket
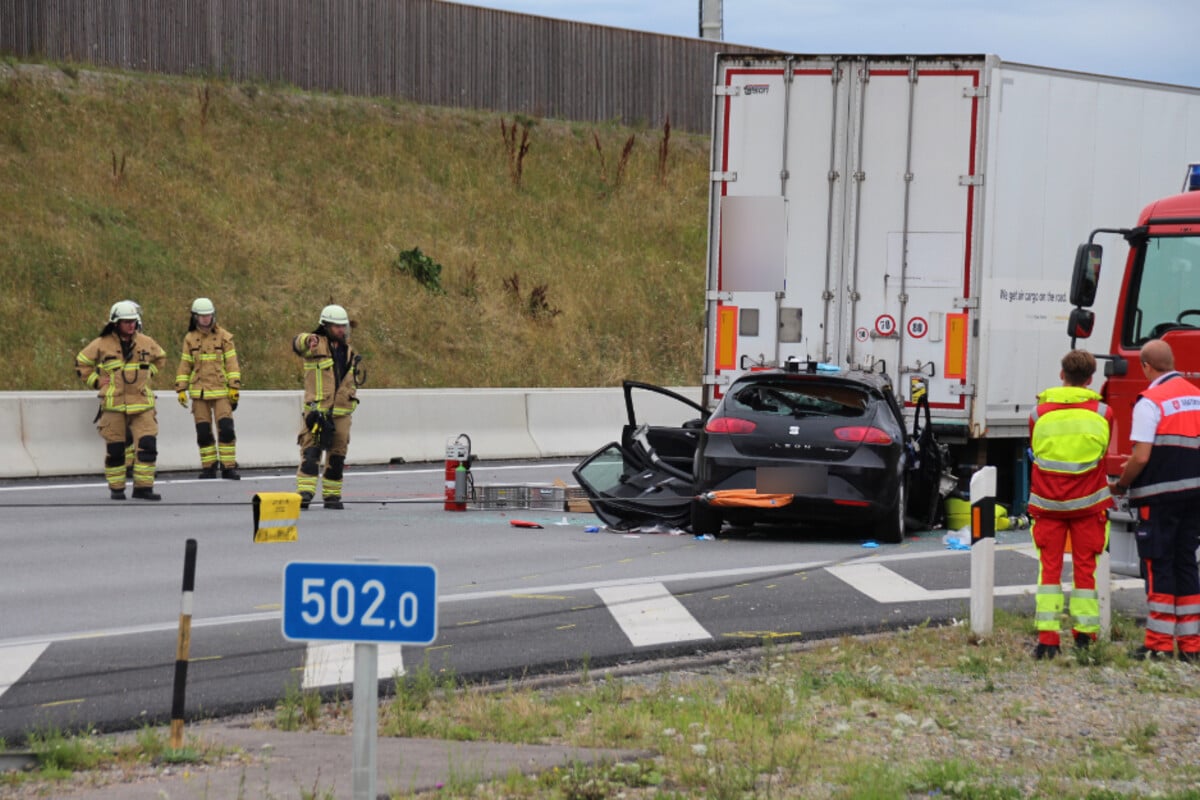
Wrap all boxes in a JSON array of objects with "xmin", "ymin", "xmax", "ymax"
[
  {"xmin": 1129, "ymin": 373, "xmax": 1200, "ymax": 504},
  {"xmin": 1027, "ymin": 386, "xmax": 1113, "ymax": 517},
  {"xmin": 292, "ymin": 332, "xmax": 360, "ymax": 416},
  {"xmin": 175, "ymin": 326, "xmax": 241, "ymax": 397},
  {"xmin": 75, "ymin": 331, "xmax": 167, "ymax": 413}
]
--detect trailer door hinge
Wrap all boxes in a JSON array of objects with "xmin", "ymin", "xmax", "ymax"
[
  {"xmin": 952, "ymin": 296, "xmax": 980, "ymax": 310},
  {"xmin": 706, "ymin": 290, "xmax": 734, "ymax": 302},
  {"xmin": 714, "ymin": 85, "xmax": 741, "ymax": 96},
  {"xmin": 949, "ymin": 383, "xmax": 976, "ymax": 398},
  {"xmin": 711, "ymin": 171, "xmax": 737, "ymax": 183},
  {"xmin": 703, "ymin": 373, "xmax": 732, "ymax": 386},
  {"xmin": 958, "ymin": 174, "xmax": 984, "ymax": 187},
  {"xmin": 963, "ymin": 85, "xmax": 988, "ymax": 99}
]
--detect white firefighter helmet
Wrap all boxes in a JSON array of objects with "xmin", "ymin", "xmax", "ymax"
[
  {"xmin": 319, "ymin": 304, "xmax": 349, "ymax": 326},
  {"xmin": 190, "ymin": 297, "xmax": 215, "ymax": 315},
  {"xmin": 109, "ymin": 300, "xmax": 142, "ymax": 323}
]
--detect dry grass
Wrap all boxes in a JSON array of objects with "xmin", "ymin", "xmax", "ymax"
[{"xmin": 0, "ymin": 60, "xmax": 710, "ymax": 391}]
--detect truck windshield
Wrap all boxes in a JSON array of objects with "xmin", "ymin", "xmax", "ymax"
[{"xmin": 1124, "ymin": 235, "xmax": 1200, "ymax": 345}]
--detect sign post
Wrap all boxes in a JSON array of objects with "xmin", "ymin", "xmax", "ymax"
[{"xmin": 282, "ymin": 562, "xmax": 438, "ymax": 800}]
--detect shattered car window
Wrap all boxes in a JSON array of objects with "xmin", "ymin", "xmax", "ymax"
[{"xmin": 727, "ymin": 383, "xmax": 868, "ymax": 418}]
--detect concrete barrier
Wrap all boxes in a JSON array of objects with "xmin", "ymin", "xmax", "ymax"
[
  {"xmin": 351, "ymin": 389, "xmax": 539, "ymax": 464},
  {"xmin": 18, "ymin": 393, "xmax": 103, "ymax": 478},
  {"xmin": 0, "ymin": 394, "xmax": 37, "ymax": 478},
  {"xmin": 1, "ymin": 387, "xmax": 704, "ymax": 479},
  {"xmin": 525, "ymin": 388, "xmax": 628, "ymax": 458}
]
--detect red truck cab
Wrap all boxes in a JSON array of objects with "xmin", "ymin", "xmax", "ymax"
[{"xmin": 1070, "ymin": 165, "xmax": 1200, "ymax": 474}]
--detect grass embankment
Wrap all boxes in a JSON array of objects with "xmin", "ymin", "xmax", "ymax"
[
  {"xmin": 8, "ymin": 612, "xmax": 1200, "ymax": 799},
  {"xmin": 0, "ymin": 60, "xmax": 709, "ymax": 391}
]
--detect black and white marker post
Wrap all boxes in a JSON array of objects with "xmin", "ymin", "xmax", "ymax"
[
  {"xmin": 170, "ymin": 538, "xmax": 197, "ymax": 750},
  {"xmin": 969, "ymin": 467, "xmax": 996, "ymax": 637}
]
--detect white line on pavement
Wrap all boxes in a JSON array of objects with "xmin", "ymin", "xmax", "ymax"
[
  {"xmin": 0, "ymin": 463, "xmax": 580, "ymax": 493},
  {"xmin": 826, "ymin": 562, "xmax": 1143, "ymax": 603},
  {"xmin": 595, "ymin": 583, "xmax": 711, "ymax": 647},
  {"xmin": 0, "ymin": 642, "xmax": 48, "ymax": 702},
  {"xmin": 303, "ymin": 642, "xmax": 405, "ymax": 689}
]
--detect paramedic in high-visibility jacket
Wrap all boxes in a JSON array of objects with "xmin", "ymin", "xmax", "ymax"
[
  {"xmin": 1112, "ymin": 339, "xmax": 1200, "ymax": 661},
  {"xmin": 291, "ymin": 304, "xmax": 363, "ymax": 511},
  {"xmin": 75, "ymin": 300, "xmax": 168, "ymax": 501},
  {"xmin": 1027, "ymin": 349, "xmax": 1114, "ymax": 660}
]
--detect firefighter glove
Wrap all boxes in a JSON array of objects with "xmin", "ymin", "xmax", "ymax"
[
  {"xmin": 305, "ymin": 409, "xmax": 323, "ymax": 436},
  {"xmin": 177, "ymin": 390, "xmax": 189, "ymax": 408},
  {"xmin": 229, "ymin": 388, "xmax": 240, "ymax": 410}
]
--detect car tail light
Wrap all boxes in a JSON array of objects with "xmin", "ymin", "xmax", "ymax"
[
  {"xmin": 705, "ymin": 417, "xmax": 757, "ymax": 434},
  {"xmin": 833, "ymin": 499, "xmax": 871, "ymax": 507},
  {"xmin": 833, "ymin": 426, "xmax": 893, "ymax": 445}
]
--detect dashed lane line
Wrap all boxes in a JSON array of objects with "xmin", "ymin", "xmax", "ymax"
[
  {"xmin": 0, "ymin": 643, "xmax": 48, "ymax": 703},
  {"xmin": 303, "ymin": 642, "xmax": 406, "ymax": 689},
  {"xmin": 826, "ymin": 562, "xmax": 1143, "ymax": 603},
  {"xmin": 595, "ymin": 582, "xmax": 712, "ymax": 648}
]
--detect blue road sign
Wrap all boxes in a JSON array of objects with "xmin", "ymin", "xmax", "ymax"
[{"xmin": 282, "ymin": 562, "xmax": 438, "ymax": 644}]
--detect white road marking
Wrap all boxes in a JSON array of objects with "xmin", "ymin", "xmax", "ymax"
[
  {"xmin": 595, "ymin": 582, "xmax": 711, "ymax": 647},
  {"xmin": 0, "ymin": 462, "xmax": 581, "ymax": 493},
  {"xmin": 302, "ymin": 642, "xmax": 405, "ymax": 689},
  {"xmin": 826, "ymin": 562, "xmax": 1143, "ymax": 603},
  {"xmin": 0, "ymin": 549, "xmax": 1142, "ymax": 652},
  {"xmin": 0, "ymin": 643, "xmax": 48, "ymax": 701}
]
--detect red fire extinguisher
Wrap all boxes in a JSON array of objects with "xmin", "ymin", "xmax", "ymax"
[{"xmin": 444, "ymin": 433, "xmax": 472, "ymax": 511}]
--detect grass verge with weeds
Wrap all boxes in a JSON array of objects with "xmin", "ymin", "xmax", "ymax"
[
  {"xmin": 10, "ymin": 610, "xmax": 1200, "ymax": 798},
  {"xmin": 369, "ymin": 609, "xmax": 1200, "ymax": 798},
  {"xmin": 0, "ymin": 725, "xmax": 229, "ymax": 793}
]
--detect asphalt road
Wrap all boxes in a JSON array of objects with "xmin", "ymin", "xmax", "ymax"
[{"xmin": 0, "ymin": 459, "xmax": 1148, "ymax": 742}]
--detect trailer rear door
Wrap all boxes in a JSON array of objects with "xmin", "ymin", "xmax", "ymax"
[{"xmin": 705, "ymin": 55, "xmax": 987, "ymax": 421}]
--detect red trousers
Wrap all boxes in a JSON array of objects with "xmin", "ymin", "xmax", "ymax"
[{"xmin": 1031, "ymin": 510, "xmax": 1107, "ymax": 645}]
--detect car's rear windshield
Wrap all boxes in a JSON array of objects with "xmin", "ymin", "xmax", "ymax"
[{"xmin": 727, "ymin": 381, "xmax": 869, "ymax": 418}]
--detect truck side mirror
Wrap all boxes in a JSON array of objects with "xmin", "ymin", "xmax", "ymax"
[
  {"xmin": 1068, "ymin": 307, "xmax": 1095, "ymax": 339},
  {"xmin": 1070, "ymin": 243, "xmax": 1102, "ymax": 307},
  {"xmin": 1103, "ymin": 356, "xmax": 1128, "ymax": 378}
]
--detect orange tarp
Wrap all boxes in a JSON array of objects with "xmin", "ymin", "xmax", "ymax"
[{"xmin": 701, "ymin": 490, "xmax": 794, "ymax": 509}]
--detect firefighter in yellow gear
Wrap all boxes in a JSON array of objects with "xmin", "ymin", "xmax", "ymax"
[
  {"xmin": 175, "ymin": 298, "xmax": 243, "ymax": 479},
  {"xmin": 75, "ymin": 300, "xmax": 168, "ymax": 501},
  {"xmin": 292, "ymin": 304, "xmax": 364, "ymax": 510}
]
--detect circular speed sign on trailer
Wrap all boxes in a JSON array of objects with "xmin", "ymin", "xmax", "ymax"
[
  {"xmin": 874, "ymin": 314, "xmax": 897, "ymax": 337},
  {"xmin": 907, "ymin": 316, "xmax": 929, "ymax": 338},
  {"xmin": 854, "ymin": 326, "xmax": 869, "ymax": 343}
]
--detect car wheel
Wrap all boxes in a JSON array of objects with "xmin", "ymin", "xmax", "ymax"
[
  {"xmin": 879, "ymin": 476, "xmax": 906, "ymax": 544},
  {"xmin": 691, "ymin": 498, "xmax": 722, "ymax": 536}
]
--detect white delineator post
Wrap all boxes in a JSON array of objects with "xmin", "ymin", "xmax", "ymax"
[
  {"xmin": 1097, "ymin": 535, "xmax": 1112, "ymax": 639},
  {"xmin": 970, "ymin": 466, "xmax": 997, "ymax": 636}
]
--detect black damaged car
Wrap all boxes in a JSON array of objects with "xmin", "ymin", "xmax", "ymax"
[
  {"xmin": 691, "ymin": 362, "xmax": 911, "ymax": 542},
  {"xmin": 573, "ymin": 361, "xmax": 926, "ymax": 543}
]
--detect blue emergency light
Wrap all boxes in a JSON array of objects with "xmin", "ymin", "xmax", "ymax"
[{"xmin": 1185, "ymin": 163, "xmax": 1200, "ymax": 193}]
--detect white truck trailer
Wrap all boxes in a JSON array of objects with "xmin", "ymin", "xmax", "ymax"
[{"xmin": 703, "ymin": 53, "xmax": 1200, "ymax": 502}]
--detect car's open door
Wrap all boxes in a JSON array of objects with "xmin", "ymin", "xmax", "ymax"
[
  {"xmin": 572, "ymin": 443, "xmax": 695, "ymax": 530},
  {"xmin": 619, "ymin": 381, "xmax": 708, "ymax": 479},
  {"xmin": 571, "ymin": 382, "xmax": 708, "ymax": 530}
]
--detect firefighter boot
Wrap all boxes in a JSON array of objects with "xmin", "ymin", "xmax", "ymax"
[
  {"xmin": 198, "ymin": 466, "xmax": 218, "ymax": 479},
  {"xmin": 110, "ymin": 489, "xmax": 126, "ymax": 501},
  {"xmin": 299, "ymin": 491, "xmax": 313, "ymax": 510},
  {"xmin": 221, "ymin": 464, "xmax": 241, "ymax": 480},
  {"xmin": 132, "ymin": 487, "xmax": 162, "ymax": 501},
  {"xmin": 323, "ymin": 495, "xmax": 344, "ymax": 510}
]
